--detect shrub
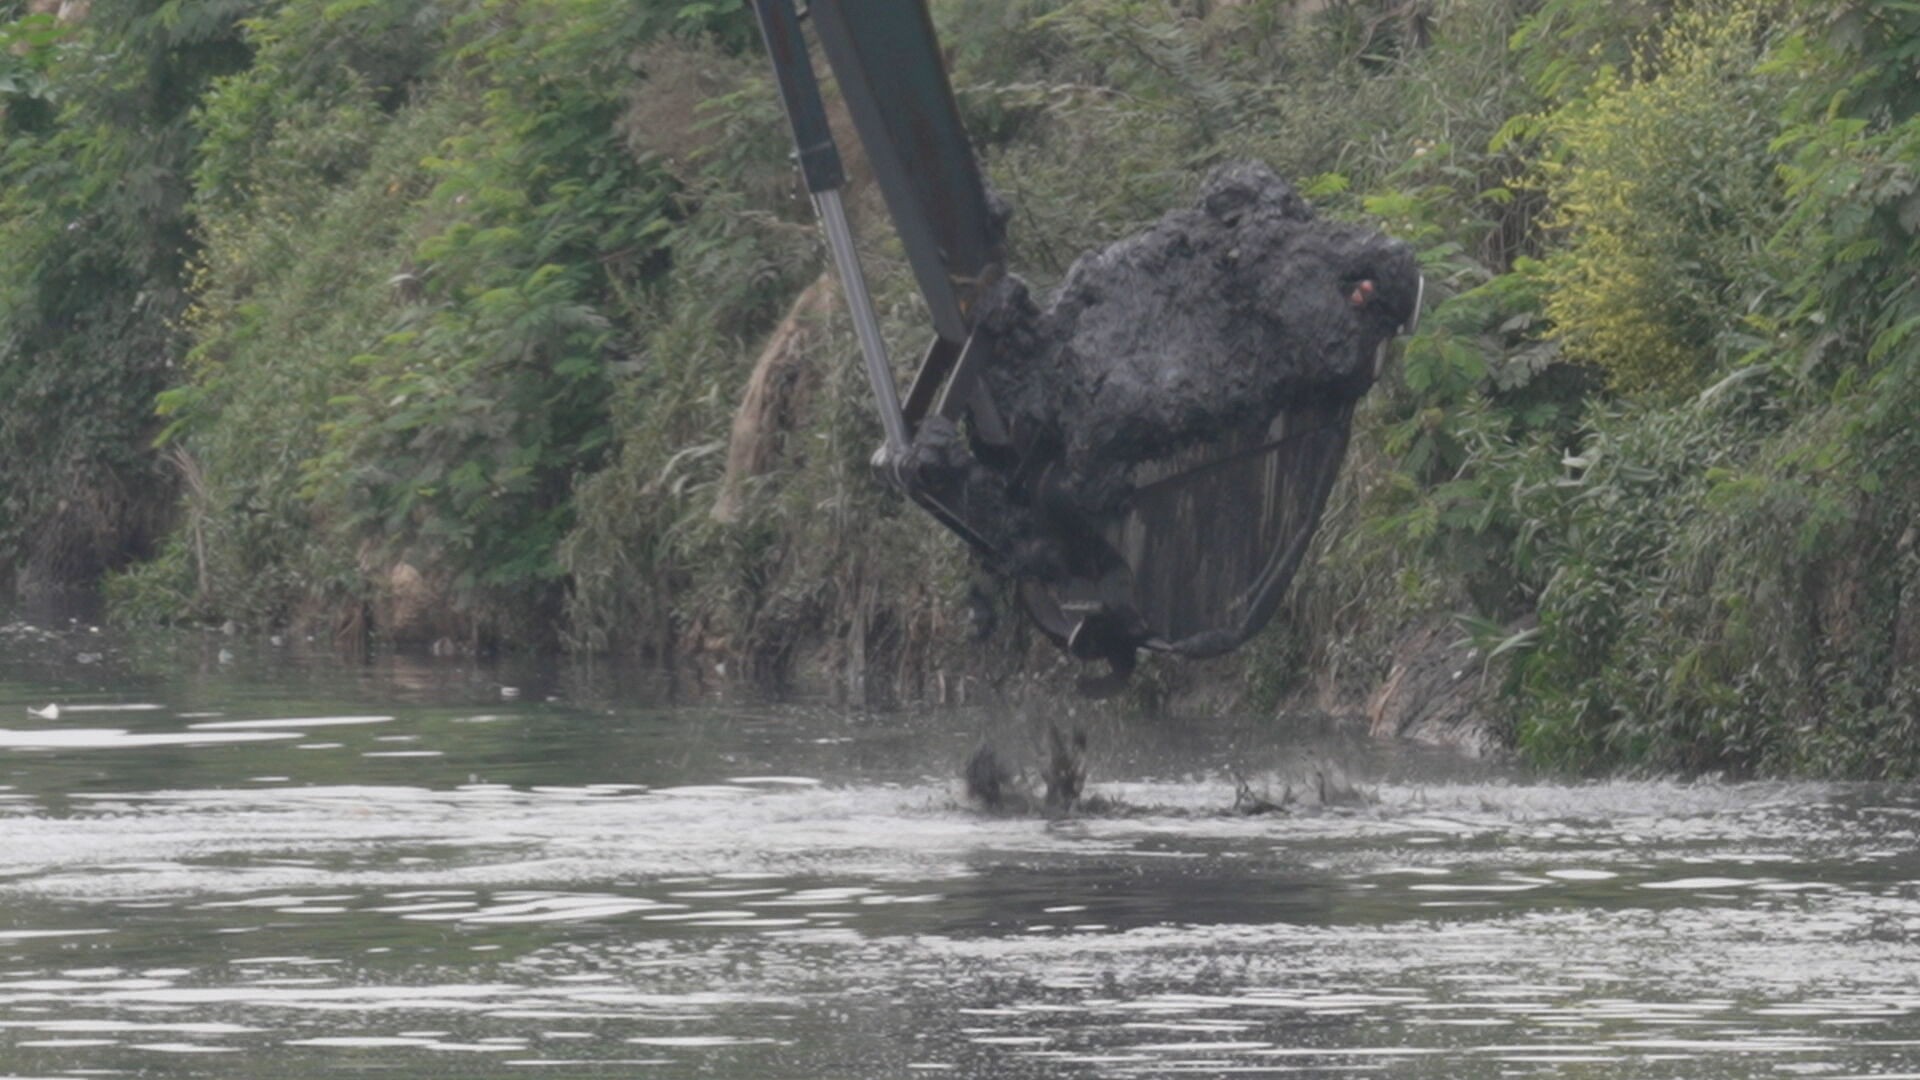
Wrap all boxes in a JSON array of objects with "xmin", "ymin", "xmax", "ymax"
[
  {"xmin": 0, "ymin": 0, "xmax": 256, "ymax": 593},
  {"xmin": 1535, "ymin": 1, "xmax": 1793, "ymax": 393}
]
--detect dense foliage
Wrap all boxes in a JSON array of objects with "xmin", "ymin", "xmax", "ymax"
[
  {"xmin": 1, "ymin": 0, "xmax": 1914, "ymax": 773},
  {"xmin": 1, "ymin": 0, "xmax": 254, "ymax": 591}
]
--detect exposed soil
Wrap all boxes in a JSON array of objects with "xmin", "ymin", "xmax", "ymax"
[{"xmin": 1360, "ymin": 616, "xmax": 1510, "ymax": 758}]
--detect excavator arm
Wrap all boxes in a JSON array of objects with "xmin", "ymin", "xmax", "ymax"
[{"xmin": 747, "ymin": 0, "xmax": 1421, "ymax": 693}]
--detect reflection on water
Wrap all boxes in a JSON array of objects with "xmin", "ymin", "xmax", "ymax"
[{"xmin": 4, "ymin": 624, "xmax": 1920, "ymax": 1077}]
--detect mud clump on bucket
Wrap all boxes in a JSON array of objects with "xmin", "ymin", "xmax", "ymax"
[{"xmin": 972, "ymin": 162, "xmax": 1420, "ymax": 513}]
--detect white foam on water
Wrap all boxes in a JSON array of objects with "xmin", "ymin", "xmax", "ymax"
[
  {"xmin": 0, "ymin": 728, "xmax": 303, "ymax": 750},
  {"xmin": 625, "ymin": 1035, "xmax": 775, "ymax": 1047},
  {"xmin": 189, "ymin": 716, "xmax": 394, "ymax": 730},
  {"xmin": 435, "ymin": 896, "xmax": 680, "ymax": 925},
  {"xmin": 1130, "ymin": 1040, "xmax": 1275, "ymax": 1052},
  {"xmin": 284, "ymin": 1036, "xmax": 438, "ymax": 1048}
]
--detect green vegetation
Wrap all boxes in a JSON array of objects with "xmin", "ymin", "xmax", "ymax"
[{"xmin": 2, "ymin": 0, "xmax": 1914, "ymax": 774}]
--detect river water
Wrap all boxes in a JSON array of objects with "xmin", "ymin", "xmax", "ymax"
[{"xmin": 3, "ymin": 620, "xmax": 1920, "ymax": 1079}]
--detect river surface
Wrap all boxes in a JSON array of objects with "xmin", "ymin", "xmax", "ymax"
[{"xmin": 4, "ymin": 620, "xmax": 1920, "ymax": 1078}]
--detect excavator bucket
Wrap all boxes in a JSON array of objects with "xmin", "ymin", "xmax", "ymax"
[
  {"xmin": 748, "ymin": 0, "xmax": 1422, "ymax": 692},
  {"xmin": 1026, "ymin": 402, "xmax": 1357, "ymax": 663},
  {"xmin": 1123, "ymin": 405, "xmax": 1357, "ymax": 656}
]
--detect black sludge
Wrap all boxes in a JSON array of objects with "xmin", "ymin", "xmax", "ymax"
[{"xmin": 977, "ymin": 162, "xmax": 1419, "ymax": 509}]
